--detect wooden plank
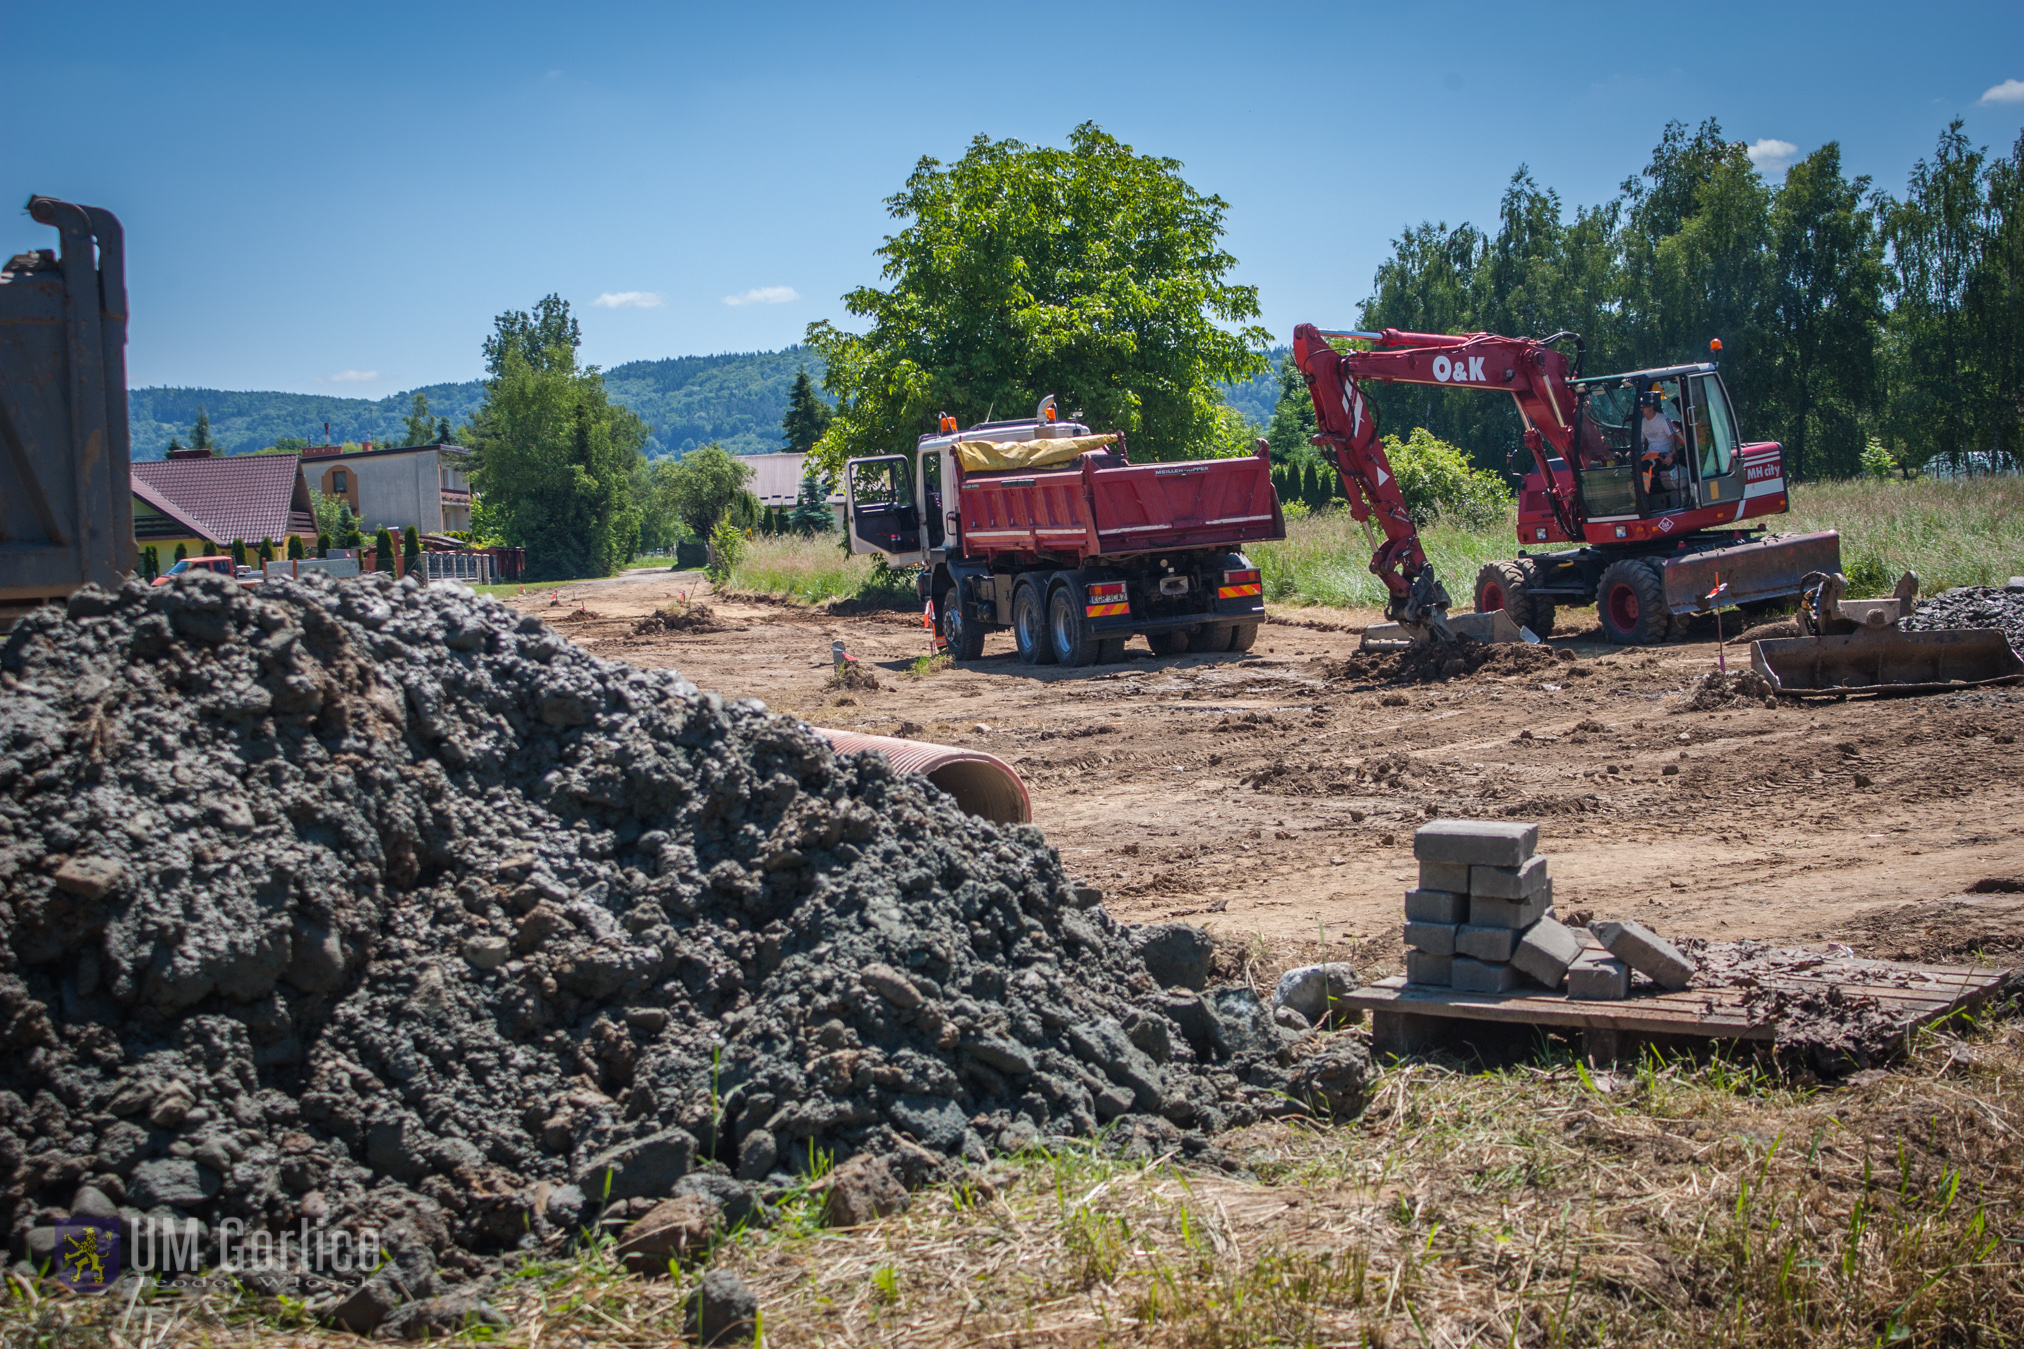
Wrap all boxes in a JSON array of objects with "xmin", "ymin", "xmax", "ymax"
[{"xmin": 1343, "ymin": 959, "xmax": 2012, "ymax": 1045}]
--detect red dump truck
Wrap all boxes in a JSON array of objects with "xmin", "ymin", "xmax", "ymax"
[{"xmin": 844, "ymin": 398, "xmax": 1285, "ymax": 665}]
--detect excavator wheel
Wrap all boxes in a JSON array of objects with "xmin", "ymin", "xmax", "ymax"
[
  {"xmin": 1474, "ymin": 560, "xmax": 1555, "ymax": 639},
  {"xmin": 1596, "ymin": 559, "xmax": 1673, "ymax": 645}
]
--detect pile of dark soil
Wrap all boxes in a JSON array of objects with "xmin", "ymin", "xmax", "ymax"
[
  {"xmin": 827, "ymin": 660, "xmax": 884, "ymax": 692},
  {"xmin": 632, "ymin": 600, "xmax": 722, "ymax": 635},
  {"xmin": 0, "ymin": 573, "xmax": 1353, "ymax": 1302},
  {"xmin": 1332, "ymin": 634, "xmax": 1561, "ymax": 686},
  {"xmin": 1907, "ymin": 585, "xmax": 2024, "ymax": 651},
  {"xmin": 1679, "ymin": 667, "xmax": 1776, "ymax": 712}
]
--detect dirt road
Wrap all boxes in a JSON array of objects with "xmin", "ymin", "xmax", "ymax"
[{"xmin": 507, "ymin": 569, "xmax": 2024, "ymax": 972}]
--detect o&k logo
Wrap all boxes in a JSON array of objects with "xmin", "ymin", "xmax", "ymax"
[
  {"xmin": 1431, "ymin": 354, "xmax": 1488, "ymax": 384},
  {"xmin": 55, "ymin": 1217, "xmax": 121, "ymax": 1292}
]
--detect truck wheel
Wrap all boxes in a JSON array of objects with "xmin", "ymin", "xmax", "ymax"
[
  {"xmin": 940, "ymin": 585, "xmax": 985, "ymax": 661},
  {"xmin": 1475, "ymin": 560, "xmax": 1556, "ymax": 638},
  {"xmin": 1048, "ymin": 586, "xmax": 1099, "ymax": 667},
  {"xmin": 1013, "ymin": 583, "xmax": 1054, "ymax": 665},
  {"xmin": 1188, "ymin": 623, "xmax": 1234, "ymax": 653},
  {"xmin": 1596, "ymin": 559, "xmax": 1672, "ymax": 645},
  {"xmin": 1146, "ymin": 630, "xmax": 1189, "ymax": 656},
  {"xmin": 1228, "ymin": 622, "xmax": 1259, "ymax": 652},
  {"xmin": 1096, "ymin": 636, "xmax": 1126, "ymax": 663}
]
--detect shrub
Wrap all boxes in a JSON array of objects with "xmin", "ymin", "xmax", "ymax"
[
  {"xmin": 229, "ymin": 539, "xmax": 248, "ymax": 568},
  {"xmin": 315, "ymin": 532, "xmax": 330, "ymax": 559},
  {"xmin": 257, "ymin": 537, "xmax": 275, "ymax": 565},
  {"xmin": 404, "ymin": 526, "xmax": 422, "ymax": 566},
  {"xmin": 374, "ymin": 527, "xmax": 396, "ymax": 573},
  {"xmin": 287, "ymin": 535, "xmax": 305, "ymax": 560},
  {"xmin": 1383, "ymin": 427, "xmax": 1511, "ymax": 529},
  {"xmin": 706, "ymin": 519, "xmax": 745, "ymax": 582},
  {"xmin": 138, "ymin": 545, "xmax": 158, "ymax": 581}
]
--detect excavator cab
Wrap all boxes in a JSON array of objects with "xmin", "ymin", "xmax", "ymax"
[{"xmin": 1569, "ymin": 365, "xmax": 1740, "ymax": 523}]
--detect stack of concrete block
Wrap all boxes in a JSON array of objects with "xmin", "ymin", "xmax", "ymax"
[{"xmin": 1403, "ymin": 820, "xmax": 1584, "ymax": 993}]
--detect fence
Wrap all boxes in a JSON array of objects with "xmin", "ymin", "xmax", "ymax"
[{"xmin": 417, "ymin": 551, "xmax": 494, "ymax": 584}]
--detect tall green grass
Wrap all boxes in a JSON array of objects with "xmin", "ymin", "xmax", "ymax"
[
  {"xmin": 717, "ymin": 478, "xmax": 2021, "ymax": 610},
  {"xmin": 1785, "ymin": 475, "xmax": 2022, "ymax": 596}
]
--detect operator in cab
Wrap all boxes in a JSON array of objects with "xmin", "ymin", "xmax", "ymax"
[{"xmin": 1638, "ymin": 390, "xmax": 1686, "ymax": 508}]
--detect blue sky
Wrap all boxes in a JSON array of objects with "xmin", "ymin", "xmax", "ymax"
[{"xmin": 6, "ymin": 0, "xmax": 2020, "ymax": 396}]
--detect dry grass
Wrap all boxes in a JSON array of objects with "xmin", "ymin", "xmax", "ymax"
[{"xmin": 10, "ymin": 1003, "xmax": 2018, "ymax": 1348}]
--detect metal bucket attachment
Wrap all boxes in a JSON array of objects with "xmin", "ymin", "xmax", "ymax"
[
  {"xmin": 1662, "ymin": 531, "xmax": 1842, "ymax": 614},
  {"xmin": 1361, "ymin": 608, "xmax": 1531, "ymax": 651},
  {"xmin": 1750, "ymin": 628, "xmax": 2024, "ymax": 697}
]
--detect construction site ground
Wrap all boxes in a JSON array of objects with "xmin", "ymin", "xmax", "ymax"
[{"xmin": 512, "ymin": 568, "xmax": 2024, "ymax": 976}]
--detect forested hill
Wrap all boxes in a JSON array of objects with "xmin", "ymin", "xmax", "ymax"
[
  {"xmin": 127, "ymin": 342, "xmax": 1285, "ymax": 461},
  {"xmin": 127, "ymin": 346, "xmax": 834, "ymax": 461}
]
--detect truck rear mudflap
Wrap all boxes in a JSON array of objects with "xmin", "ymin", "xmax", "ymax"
[{"xmin": 1660, "ymin": 531, "xmax": 1841, "ymax": 615}]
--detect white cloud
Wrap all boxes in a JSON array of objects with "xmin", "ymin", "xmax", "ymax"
[
  {"xmin": 1980, "ymin": 78, "xmax": 2024, "ymax": 105},
  {"xmin": 592, "ymin": 291, "xmax": 665, "ymax": 310},
  {"xmin": 721, "ymin": 285, "xmax": 800, "ymax": 307},
  {"xmin": 317, "ymin": 369, "xmax": 379, "ymax": 384},
  {"xmin": 1746, "ymin": 138, "xmax": 1800, "ymax": 173}
]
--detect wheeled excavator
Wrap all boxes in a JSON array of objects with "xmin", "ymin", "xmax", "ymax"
[{"xmin": 1288, "ymin": 323, "xmax": 2022, "ymax": 691}]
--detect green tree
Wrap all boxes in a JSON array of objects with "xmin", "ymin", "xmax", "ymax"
[
  {"xmin": 287, "ymin": 534, "xmax": 305, "ymax": 560},
  {"xmin": 316, "ymin": 531, "xmax": 331, "ymax": 559},
  {"xmin": 663, "ymin": 444, "xmax": 756, "ymax": 539},
  {"xmin": 437, "ymin": 416, "xmax": 453, "ymax": 444},
  {"xmin": 790, "ymin": 465, "xmax": 833, "ymax": 534},
  {"xmin": 1383, "ymin": 428, "xmax": 1511, "ymax": 529},
  {"xmin": 807, "ymin": 122, "xmax": 1270, "ymax": 472},
  {"xmin": 1263, "ymin": 353, "xmax": 1318, "ymax": 465},
  {"xmin": 404, "ymin": 392, "xmax": 435, "ymax": 447},
  {"xmin": 257, "ymin": 537, "xmax": 276, "ymax": 565},
  {"xmin": 781, "ymin": 368, "xmax": 832, "ymax": 454},
  {"xmin": 403, "ymin": 525, "xmax": 422, "ymax": 568},
  {"xmin": 139, "ymin": 545, "xmax": 158, "ymax": 581},
  {"xmin": 192, "ymin": 408, "xmax": 213, "ymax": 450},
  {"xmin": 373, "ymin": 527, "xmax": 395, "ymax": 573},
  {"xmin": 229, "ymin": 539, "xmax": 247, "ymax": 567},
  {"xmin": 467, "ymin": 297, "xmax": 647, "ymax": 580},
  {"xmin": 1765, "ymin": 143, "xmax": 1884, "ymax": 479},
  {"xmin": 173, "ymin": 542, "xmax": 188, "ymax": 564}
]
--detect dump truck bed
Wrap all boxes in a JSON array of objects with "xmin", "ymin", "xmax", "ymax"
[{"xmin": 957, "ymin": 449, "xmax": 1283, "ymax": 564}]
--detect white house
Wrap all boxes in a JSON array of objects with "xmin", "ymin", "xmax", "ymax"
[{"xmin": 303, "ymin": 442, "xmax": 473, "ymax": 534}]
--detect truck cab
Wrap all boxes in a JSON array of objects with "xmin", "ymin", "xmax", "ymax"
[{"xmin": 845, "ymin": 396, "xmax": 1095, "ymax": 567}]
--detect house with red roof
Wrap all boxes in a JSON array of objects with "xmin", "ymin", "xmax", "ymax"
[{"xmin": 131, "ymin": 449, "xmax": 316, "ymax": 558}]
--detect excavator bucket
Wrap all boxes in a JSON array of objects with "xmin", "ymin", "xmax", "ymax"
[
  {"xmin": 1751, "ymin": 628, "xmax": 2023, "ymax": 696},
  {"xmin": 1749, "ymin": 571, "xmax": 2023, "ymax": 696},
  {"xmin": 1360, "ymin": 608, "xmax": 1529, "ymax": 650}
]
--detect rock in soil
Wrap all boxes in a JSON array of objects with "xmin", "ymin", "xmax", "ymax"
[
  {"xmin": 688, "ymin": 1267, "xmax": 759, "ymax": 1345},
  {"xmin": 817, "ymin": 1152, "xmax": 908, "ymax": 1227},
  {"xmin": 0, "ymin": 573, "xmax": 1317, "ymax": 1282}
]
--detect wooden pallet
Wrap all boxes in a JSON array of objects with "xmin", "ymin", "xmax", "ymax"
[{"xmin": 1341, "ymin": 953, "xmax": 2015, "ymax": 1062}]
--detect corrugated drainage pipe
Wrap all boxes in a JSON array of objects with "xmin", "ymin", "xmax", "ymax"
[{"xmin": 811, "ymin": 729, "xmax": 1031, "ymax": 825}]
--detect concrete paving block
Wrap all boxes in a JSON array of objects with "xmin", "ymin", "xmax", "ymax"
[
  {"xmin": 1414, "ymin": 819, "xmax": 1538, "ymax": 868},
  {"xmin": 1419, "ymin": 860, "xmax": 1471, "ymax": 894},
  {"xmin": 1405, "ymin": 950, "xmax": 1453, "ymax": 987},
  {"xmin": 1450, "ymin": 957, "xmax": 1521, "ymax": 993},
  {"xmin": 1590, "ymin": 919, "xmax": 1695, "ymax": 991},
  {"xmin": 1511, "ymin": 916, "xmax": 1583, "ymax": 989},
  {"xmin": 1566, "ymin": 954, "xmax": 1631, "ymax": 1000},
  {"xmin": 1469, "ymin": 854, "xmax": 1550, "ymax": 900},
  {"xmin": 1402, "ymin": 922, "xmax": 1457, "ymax": 957},
  {"xmin": 1455, "ymin": 924, "xmax": 1518, "ymax": 962},
  {"xmin": 1468, "ymin": 882, "xmax": 1552, "ymax": 930},
  {"xmin": 1404, "ymin": 888, "xmax": 1469, "ymax": 924}
]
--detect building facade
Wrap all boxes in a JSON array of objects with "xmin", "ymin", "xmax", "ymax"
[
  {"xmin": 131, "ymin": 450, "xmax": 317, "ymax": 559},
  {"xmin": 303, "ymin": 443, "xmax": 474, "ymax": 535}
]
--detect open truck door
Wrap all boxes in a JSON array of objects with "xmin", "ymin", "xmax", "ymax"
[{"xmin": 844, "ymin": 456, "xmax": 926, "ymax": 564}]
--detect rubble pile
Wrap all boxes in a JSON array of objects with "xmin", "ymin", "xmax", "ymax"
[
  {"xmin": 1906, "ymin": 583, "xmax": 2024, "ymax": 653},
  {"xmin": 0, "ymin": 573, "xmax": 1359, "ymax": 1291}
]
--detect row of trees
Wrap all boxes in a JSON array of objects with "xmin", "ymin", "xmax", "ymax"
[{"xmin": 1338, "ymin": 118, "xmax": 2024, "ymax": 481}]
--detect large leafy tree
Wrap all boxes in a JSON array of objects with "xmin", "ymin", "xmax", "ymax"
[
  {"xmin": 404, "ymin": 392, "xmax": 436, "ymax": 447},
  {"xmin": 661, "ymin": 444, "xmax": 755, "ymax": 540},
  {"xmin": 1765, "ymin": 143, "xmax": 1884, "ymax": 479},
  {"xmin": 807, "ymin": 123, "xmax": 1270, "ymax": 470},
  {"xmin": 467, "ymin": 296, "xmax": 647, "ymax": 580}
]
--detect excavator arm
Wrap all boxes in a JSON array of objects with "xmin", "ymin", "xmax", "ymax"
[{"xmin": 1291, "ymin": 323, "xmax": 1584, "ymax": 639}]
